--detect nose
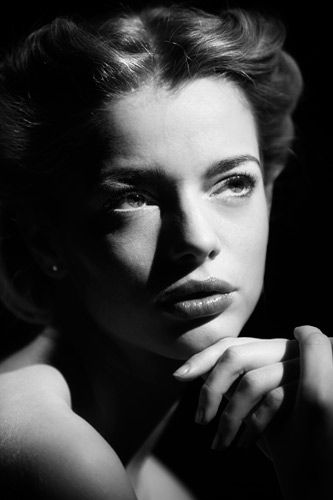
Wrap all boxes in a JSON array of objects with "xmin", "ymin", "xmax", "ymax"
[{"xmin": 166, "ymin": 193, "xmax": 222, "ymax": 265}]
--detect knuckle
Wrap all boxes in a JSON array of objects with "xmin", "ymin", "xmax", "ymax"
[
  {"xmin": 264, "ymin": 387, "xmax": 284, "ymax": 410},
  {"xmin": 221, "ymin": 346, "xmax": 242, "ymax": 367},
  {"xmin": 239, "ymin": 372, "xmax": 261, "ymax": 395},
  {"xmin": 248, "ymin": 413, "xmax": 263, "ymax": 433},
  {"xmin": 220, "ymin": 410, "xmax": 234, "ymax": 428},
  {"xmin": 212, "ymin": 338, "xmax": 235, "ymax": 358},
  {"xmin": 201, "ymin": 382, "xmax": 218, "ymax": 399},
  {"xmin": 217, "ymin": 337, "xmax": 235, "ymax": 349}
]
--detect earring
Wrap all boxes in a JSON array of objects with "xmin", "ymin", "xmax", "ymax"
[
  {"xmin": 51, "ymin": 263, "xmax": 59, "ymax": 273},
  {"xmin": 46, "ymin": 261, "xmax": 66, "ymax": 279}
]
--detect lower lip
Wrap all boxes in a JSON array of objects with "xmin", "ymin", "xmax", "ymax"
[{"xmin": 159, "ymin": 293, "xmax": 234, "ymax": 320}]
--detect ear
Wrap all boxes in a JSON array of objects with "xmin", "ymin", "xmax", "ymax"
[{"xmin": 15, "ymin": 208, "xmax": 68, "ymax": 280}]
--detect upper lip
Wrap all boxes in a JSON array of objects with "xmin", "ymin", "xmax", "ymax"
[{"xmin": 154, "ymin": 277, "xmax": 236, "ymax": 305}]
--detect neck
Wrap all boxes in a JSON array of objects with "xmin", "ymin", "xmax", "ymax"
[{"xmin": 53, "ymin": 307, "xmax": 186, "ymax": 463}]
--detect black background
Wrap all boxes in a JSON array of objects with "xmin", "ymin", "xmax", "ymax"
[{"xmin": 0, "ymin": 1, "xmax": 331, "ymax": 498}]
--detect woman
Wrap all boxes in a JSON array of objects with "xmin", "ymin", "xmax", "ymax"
[{"xmin": 0, "ymin": 5, "xmax": 332, "ymax": 499}]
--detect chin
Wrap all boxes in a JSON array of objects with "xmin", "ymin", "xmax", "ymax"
[{"xmin": 157, "ymin": 313, "xmax": 246, "ymax": 360}]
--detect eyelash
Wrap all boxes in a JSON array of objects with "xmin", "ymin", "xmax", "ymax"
[
  {"xmin": 102, "ymin": 172, "xmax": 258, "ymax": 213},
  {"xmin": 103, "ymin": 189, "xmax": 156, "ymax": 213},
  {"xmin": 210, "ymin": 172, "xmax": 257, "ymax": 199}
]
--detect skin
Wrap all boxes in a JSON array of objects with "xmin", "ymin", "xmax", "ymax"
[
  {"xmin": 45, "ymin": 76, "xmax": 275, "ymax": 464},
  {"xmin": 60, "ymin": 77, "xmax": 270, "ymax": 361},
  {"xmin": 0, "ymin": 77, "xmax": 332, "ymax": 499}
]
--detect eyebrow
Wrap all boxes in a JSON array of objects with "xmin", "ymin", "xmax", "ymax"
[
  {"xmin": 99, "ymin": 154, "xmax": 261, "ymax": 187},
  {"xmin": 99, "ymin": 167, "xmax": 164, "ymax": 190},
  {"xmin": 205, "ymin": 154, "xmax": 261, "ymax": 178}
]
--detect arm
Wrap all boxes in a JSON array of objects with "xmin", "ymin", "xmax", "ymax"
[{"xmin": 0, "ymin": 364, "xmax": 137, "ymax": 500}]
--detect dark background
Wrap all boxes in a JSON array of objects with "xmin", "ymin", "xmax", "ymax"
[{"xmin": 0, "ymin": 1, "xmax": 331, "ymax": 498}]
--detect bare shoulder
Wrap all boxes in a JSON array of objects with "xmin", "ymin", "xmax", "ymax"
[
  {"xmin": 0, "ymin": 362, "xmax": 72, "ymax": 410},
  {"xmin": 0, "ymin": 326, "xmax": 71, "ymax": 406},
  {"xmin": 0, "ymin": 363, "xmax": 137, "ymax": 499}
]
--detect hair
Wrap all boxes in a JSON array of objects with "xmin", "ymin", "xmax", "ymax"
[{"xmin": 0, "ymin": 5, "xmax": 303, "ymax": 323}]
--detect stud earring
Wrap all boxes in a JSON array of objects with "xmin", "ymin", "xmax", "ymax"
[
  {"xmin": 51, "ymin": 263, "xmax": 59, "ymax": 273},
  {"xmin": 46, "ymin": 261, "xmax": 66, "ymax": 279}
]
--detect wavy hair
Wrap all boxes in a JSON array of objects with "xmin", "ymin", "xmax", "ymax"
[{"xmin": 0, "ymin": 5, "xmax": 303, "ymax": 323}]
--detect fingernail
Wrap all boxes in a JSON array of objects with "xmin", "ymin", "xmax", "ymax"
[{"xmin": 173, "ymin": 364, "xmax": 190, "ymax": 377}]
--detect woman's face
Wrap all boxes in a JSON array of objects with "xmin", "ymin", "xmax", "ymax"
[{"xmin": 62, "ymin": 78, "xmax": 270, "ymax": 360}]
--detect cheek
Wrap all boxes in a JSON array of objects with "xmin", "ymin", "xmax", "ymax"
[
  {"xmin": 237, "ymin": 199, "xmax": 269, "ymax": 292},
  {"xmin": 67, "ymin": 209, "xmax": 161, "ymax": 291},
  {"xmin": 224, "ymin": 195, "xmax": 269, "ymax": 287},
  {"xmin": 104, "ymin": 209, "xmax": 161, "ymax": 283}
]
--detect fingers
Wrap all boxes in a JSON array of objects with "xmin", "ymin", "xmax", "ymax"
[
  {"xmin": 173, "ymin": 337, "xmax": 298, "ymax": 381},
  {"xmin": 250, "ymin": 382, "xmax": 296, "ymax": 432},
  {"xmin": 195, "ymin": 341, "xmax": 299, "ymax": 424},
  {"xmin": 244, "ymin": 382, "xmax": 297, "ymax": 448},
  {"xmin": 210, "ymin": 361, "xmax": 299, "ymax": 449},
  {"xmin": 295, "ymin": 325, "xmax": 333, "ymax": 408},
  {"xmin": 173, "ymin": 337, "xmax": 263, "ymax": 380}
]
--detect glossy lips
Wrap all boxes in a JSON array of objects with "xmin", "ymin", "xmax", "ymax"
[{"xmin": 154, "ymin": 278, "xmax": 236, "ymax": 320}]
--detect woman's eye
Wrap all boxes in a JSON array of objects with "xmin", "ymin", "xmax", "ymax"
[
  {"xmin": 120, "ymin": 193, "xmax": 147, "ymax": 209},
  {"xmin": 103, "ymin": 191, "xmax": 156, "ymax": 212},
  {"xmin": 212, "ymin": 174, "xmax": 256, "ymax": 198}
]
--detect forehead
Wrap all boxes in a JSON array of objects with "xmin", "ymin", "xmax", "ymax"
[{"xmin": 103, "ymin": 78, "xmax": 259, "ymax": 173}]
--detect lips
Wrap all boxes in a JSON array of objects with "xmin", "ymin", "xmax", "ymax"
[{"xmin": 154, "ymin": 277, "xmax": 236, "ymax": 320}]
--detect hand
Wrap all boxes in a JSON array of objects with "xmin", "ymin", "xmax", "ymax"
[
  {"xmin": 263, "ymin": 326, "xmax": 333, "ymax": 499},
  {"xmin": 173, "ymin": 335, "xmax": 301, "ymax": 449}
]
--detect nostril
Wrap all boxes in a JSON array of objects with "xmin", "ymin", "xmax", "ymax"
[
  {"xmin": 169, "ymin": 236, "xmax": 221, "ymax": 264},
  {"xmin": 208, "ymin": 248, "xmax": 219, "ymax": 260}
]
